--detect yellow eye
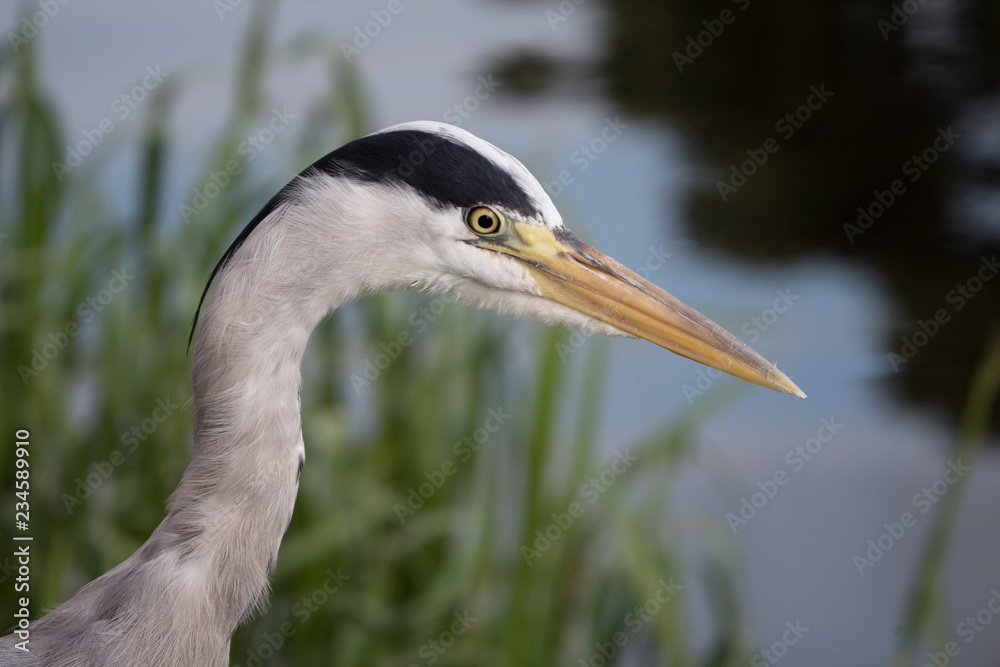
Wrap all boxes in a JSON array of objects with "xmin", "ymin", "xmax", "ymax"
[{"xmin": 465, "ymin": 206, "xmax": 503, "ymax": 235}]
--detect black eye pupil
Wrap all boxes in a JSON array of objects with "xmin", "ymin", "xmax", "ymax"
[{"xmin": 467, "ymin": 206, "xmax": 501, "ymax": 234}]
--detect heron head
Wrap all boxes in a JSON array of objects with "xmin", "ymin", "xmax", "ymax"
[
  {"xmin": 338, "ymin": 121, "xmax": 804, "ymax": 397},
  {"xmin": 197, "ymin": 121, "xmax": 804, "ymax": 397}
]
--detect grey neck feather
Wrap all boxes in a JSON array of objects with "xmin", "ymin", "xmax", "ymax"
[{"xmin": 1, "ymin": 177, "xmax": 412, "ymax": 666}]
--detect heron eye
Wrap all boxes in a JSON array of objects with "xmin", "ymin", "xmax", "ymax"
[{"xmin": 466, "ymin": 206, "xmax": 503, "ymax": 235}]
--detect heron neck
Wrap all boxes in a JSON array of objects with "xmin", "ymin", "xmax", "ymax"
[
  {"xmin": 21, "ymin": 180, "xmax": 433, "ymax": 666},
  {"xmin": 169, "ymin": 226, "xmax": 336, "ymax": 637},
  {"xmin": 24, "ymin": 211, "xmax": 341, "ymax": 666},
  {"xmin": 148, "ymin": 183, "xmax": 420, "ymax": 655},
  {"xmin": 124, "ymin": 206, "xmax": 348, "ymax": 661}
]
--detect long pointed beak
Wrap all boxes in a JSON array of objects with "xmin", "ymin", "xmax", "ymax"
[{"xmin": 475, "ymin": 221, "xmax": 805, "ymax": 398}]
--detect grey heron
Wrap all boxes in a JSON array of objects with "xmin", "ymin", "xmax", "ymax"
[{"xmin": 0, "ymin": 121, "xmax": 803, "ymax": 666}]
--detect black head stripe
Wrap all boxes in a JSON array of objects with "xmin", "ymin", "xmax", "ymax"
[
  {"xmin": 188, "ymin": 128, "xmax": 540, "ymax": 349},
  {"xmin": 309, "ymin": 129, "xmax": 541, "ymax": 217}
]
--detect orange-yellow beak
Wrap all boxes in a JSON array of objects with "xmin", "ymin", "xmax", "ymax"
[{"xmin": 473, "ymin": 221, "xmax": 805, "ymax": 398}]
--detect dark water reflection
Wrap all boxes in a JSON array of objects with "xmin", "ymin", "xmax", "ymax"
[{"xmin": 491, "ymin": 0, "xmax": 1000, "ymax": 437}]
